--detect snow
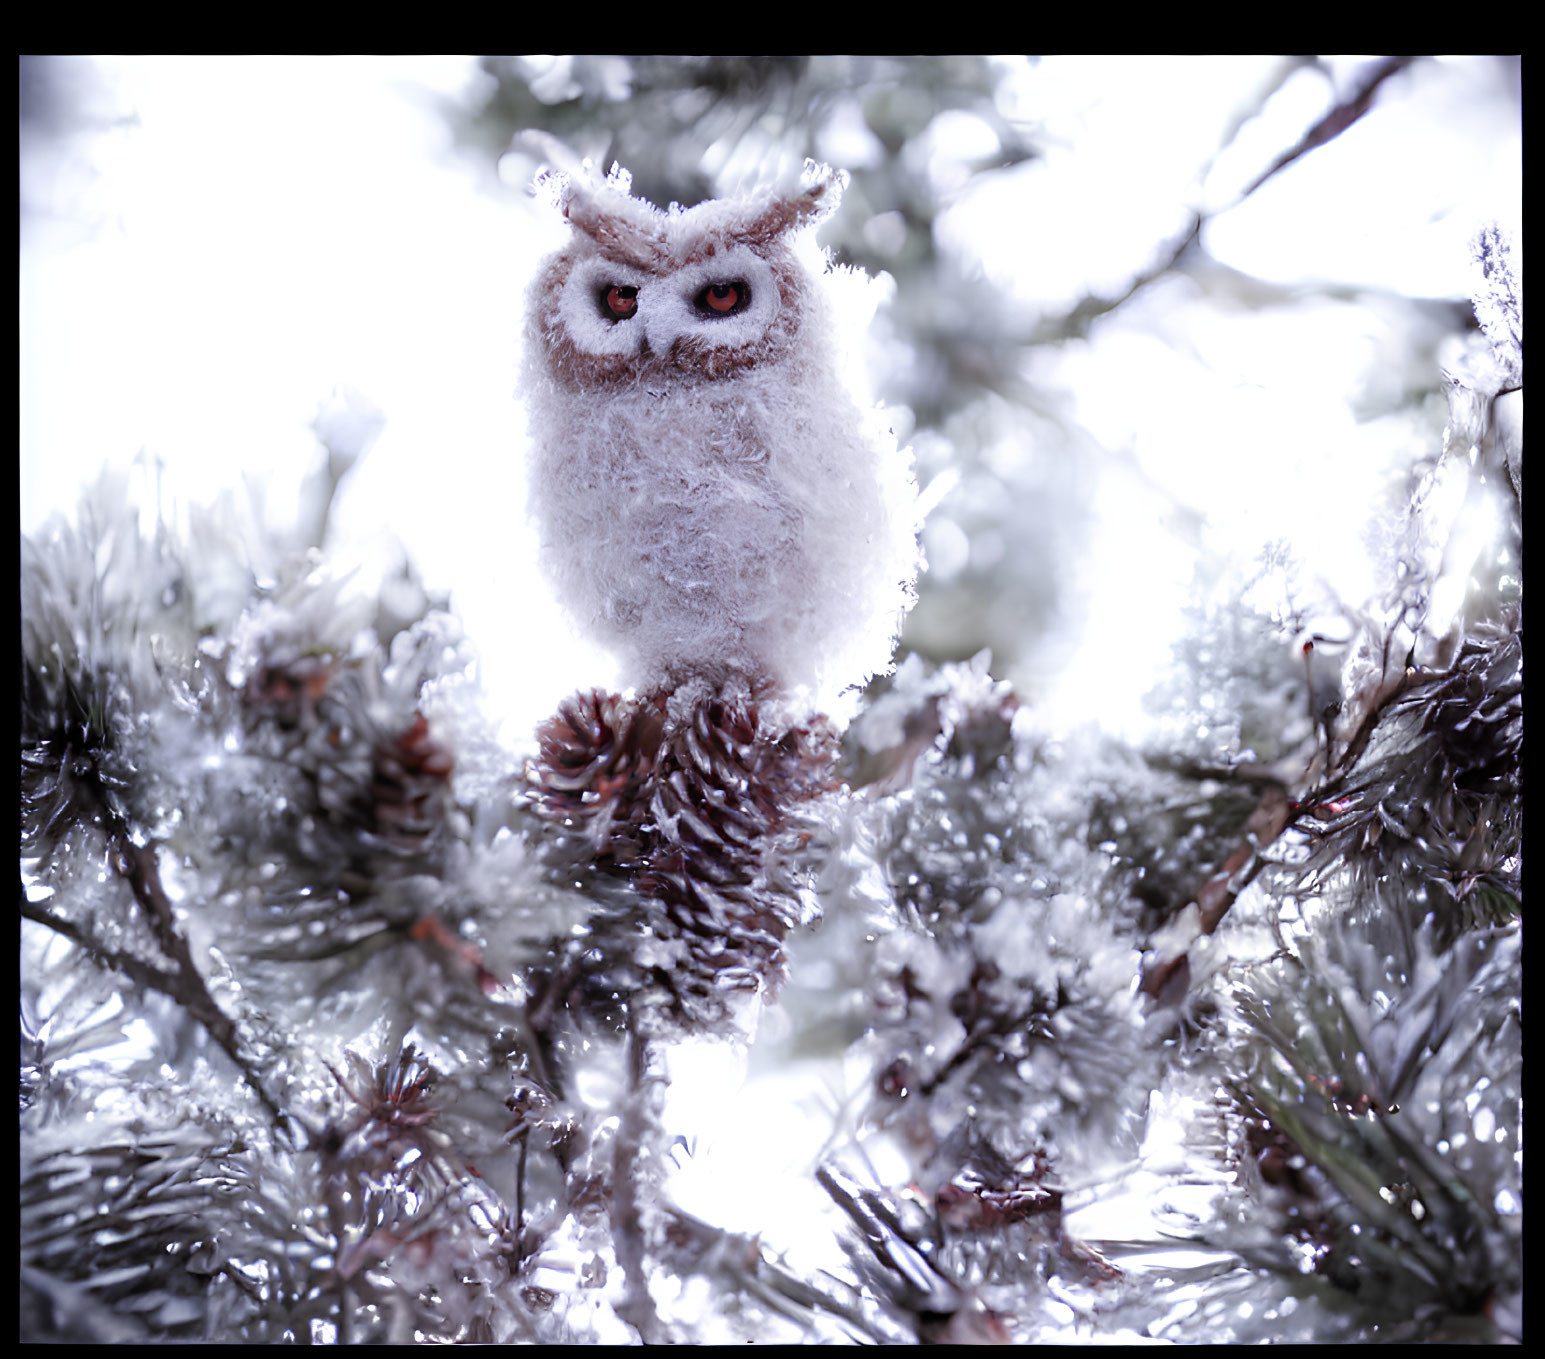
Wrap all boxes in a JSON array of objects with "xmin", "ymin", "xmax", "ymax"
[{"xmin": 20, "ymin": 56, "xmax": 1521, "ymax": 1344}]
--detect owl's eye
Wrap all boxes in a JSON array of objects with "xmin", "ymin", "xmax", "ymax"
[
  {"xmin": 697, "ymin": 281, "xmax": 750, "ymax": 316},
  {"xmin": 600, "ymin": 285, "xmax": 638, "ymax": 321}
]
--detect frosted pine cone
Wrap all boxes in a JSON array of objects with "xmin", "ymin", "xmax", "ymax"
[
  {"xmin": 525, "ymin": 688, "xmax": 666, "ymax": 864},
  {"xmin": 243, "ymin": 653, "xmax": 457, "ymax": 879},
  {"xmin": 526, "ymin": 683, "xmax": 839, "ymax": 1026},
  {"xmin": 230, "ymin": 633, "xmax": 462, "ymax": 960}
]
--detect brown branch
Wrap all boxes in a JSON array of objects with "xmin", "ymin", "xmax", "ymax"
[
  {"xmin": 1028, "ymin": 57, "xmax": 1422, "ymax": 351},
  {"xmin": 1139, "ymin": 620, "xmax": 1447, "ymax": 1002},
  {"xmin": 612, "ymin": 1019, "xmax": 662, "ymax": 1344},
  {"xmin": 24, "ymin": 772, "xmax": 291, "ymax": 1127},
  {"xmin": 918, "ymin": 1003, "xmax": 1048, "ymax": 1099},
  {"xmin": 20, "ymin": 886, "xmax": 286, "ymax": 1125},
  {"xmin": 1242, "ymin": 56, "xmax": 1418, "ymax": 198},
  {"xmin": 1139, "ymin": 779, "xmax": 1297, "ymax": 1002}
]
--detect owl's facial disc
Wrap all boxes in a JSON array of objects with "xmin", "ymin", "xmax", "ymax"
[
  {"xmin": 646, "ymin": 246, "xmax": 782, "ymax": 357},
  {"xmin": 555, "ymin": 256, "xmax": 652, "ymax": 361},
  {"xmin": 547, "ymin": 244, "xmax": 792, "ymax": 386}
]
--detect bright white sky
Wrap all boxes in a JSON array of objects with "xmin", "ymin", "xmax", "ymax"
[
  {"xmin": 19, "ymin": 56, "xmax": 1519, "ymax": 745},
  {"xmin": 20, "ymin": 56, "xmax": 591, "ymax": 740},
  {"xmin": 20, "ymin": 56, "xmax": 1518, "ymax": 747}
]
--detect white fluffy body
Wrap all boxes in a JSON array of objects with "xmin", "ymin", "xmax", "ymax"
[{"xmin": 521, "ymin": 162, "xmax": 920, "ymax": 714}]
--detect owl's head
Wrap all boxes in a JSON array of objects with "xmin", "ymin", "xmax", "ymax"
[{"xmin": 527, "ymin": 160, "xmax": 849, "ymax": 388}]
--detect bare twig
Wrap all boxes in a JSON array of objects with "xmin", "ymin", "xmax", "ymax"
[
  {"xmin": 1241, "ymin": 56, "xmax": 1418, "ymax": 197},
  {"xmin": 20, "ymin": 884, "xmax": 286, "ymax": 1124},
  {"xmin": 612, "ymin": 1017, "xmax": 663, "ymax": 1343},
  {"xmin": 1030, "ymin": 56, "xmax": 1422, "ymax": 350}
]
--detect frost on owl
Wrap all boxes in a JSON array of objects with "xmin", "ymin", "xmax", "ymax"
[{"xmin": 521, "ymin": 160, "xmax": 920, "ymax": 717}]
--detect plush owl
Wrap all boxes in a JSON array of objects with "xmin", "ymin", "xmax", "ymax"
[{"xmin": 521, "ymin": 160, "xmax": 919, "ymax": 716}]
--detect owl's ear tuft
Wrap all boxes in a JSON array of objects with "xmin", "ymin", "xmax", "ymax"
[
  {"xmin": 533, "ymin": 166, "xmax": 572, "ymax": 213},
  {"xmin": 542, "ymin": 161, "xmax": 667, "ymax": 269},
  {"xmin": 796, "ymin": 160, "xmax": 848, "ymax": 223},
  {"xmin": 601, "ymin": 161, "xmax": 635, "ymax": 199},
  {"xmin": 517, "ymin": 126, "xmax": 586, "ymax": 202},
  {"xmin": 728, "ymin": 162, "xmax": 849, "ymax": 250}
]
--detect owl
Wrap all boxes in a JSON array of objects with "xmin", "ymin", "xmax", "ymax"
[{"xmin": 521, "ymin": 160, "xmax": 919, "ymax": 716}]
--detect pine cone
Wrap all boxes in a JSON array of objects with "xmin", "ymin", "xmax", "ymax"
[
  {"xmin": 527, "ymin": 688, "xmax": 665, "ymax": 863},
  {"xmin": 526, "ymin": 685, "xmax": 840, "ymax": 1025},
  {"xmin": 362, "ymin": 711, "xmax": 457, "ymax": 857},
  {"xmin": 230, "ymin": 637, "xmax": 461, "ymax": 960},
  {"xmin": 241, "ymin": 641, "xmax": 457, "ymax": 869},
  {"xmin": 242, "ymin": 648, "xmax": 336, "ymax": 730}
]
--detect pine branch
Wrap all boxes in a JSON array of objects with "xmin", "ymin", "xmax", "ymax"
[
  {"xmin": 20, "ymin": 844, "xmax": 288, "ymax": 1128},
  {"xmin": 1240, "ymin": 56, "xmax": 1417, "ymax": 197},
  {"xmin": 1228, "ymin": 921, "xmax": 1519, "ymax": 1332},
  {"xmin": 611, "ymin": 1020, "xmax": 664, "ymax": 1343}
]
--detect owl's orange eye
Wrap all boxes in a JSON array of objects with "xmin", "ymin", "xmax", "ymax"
[
  {"xmin": 697, "ymin": 281, "xmax": 749, "ymax": 315},
  {"xmin": 601, "ymin": 285, "xmax": 638, "ymax": 320}
]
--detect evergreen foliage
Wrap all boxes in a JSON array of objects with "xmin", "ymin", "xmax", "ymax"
[{"xmin": 21, "ymin": 55, "xmax": 1520, "ymax": 1343}]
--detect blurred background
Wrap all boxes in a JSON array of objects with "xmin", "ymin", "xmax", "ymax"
[{"xmin": 19, "ymin": 55, "xmax": 1522, "ymax": 744}]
